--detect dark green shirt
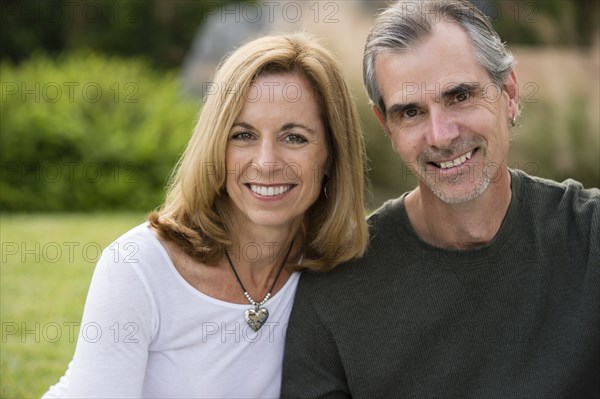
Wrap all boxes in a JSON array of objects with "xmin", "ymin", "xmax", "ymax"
[{"xmin": 282, "ymin": 170, "xmax": 599, "ymax": 399}]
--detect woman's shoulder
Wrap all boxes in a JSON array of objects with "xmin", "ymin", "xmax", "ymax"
[
  {"xmin": 111, "ymin": 222, "xmax": 156, "ymax": 244},
  {"xmin": 98, "ymin": 222, "xmax": 172, "ymax": 273}
]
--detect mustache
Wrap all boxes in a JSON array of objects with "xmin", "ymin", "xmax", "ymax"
[{"xmin": 418, "ymin": 137, "xmax": 486, "ymax": 164}]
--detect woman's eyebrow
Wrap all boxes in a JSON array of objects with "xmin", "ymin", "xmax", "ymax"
[
  {"xmin": 281, "ymin": 122, "xmax": 315, "ymax": 134},
  {"xmin": 231, "ymin": 122, "xmax": 254, "ymax": 130}
]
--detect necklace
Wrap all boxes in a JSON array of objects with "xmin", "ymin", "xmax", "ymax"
[{"xmin": 225, "ymin": 240, "xmax": 294, "ymax": 332}]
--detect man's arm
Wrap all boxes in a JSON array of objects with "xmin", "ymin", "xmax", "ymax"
[{"xmin": 281, "ymin": 280, "xmax": 350, "ymax": 399}]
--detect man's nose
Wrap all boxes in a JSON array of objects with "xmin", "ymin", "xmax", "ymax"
[{"xmin": 425, "ymin": 106, "xmax": 460, "ymax": 149}]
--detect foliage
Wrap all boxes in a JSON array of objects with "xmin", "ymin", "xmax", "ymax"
[
  {"xmin": 487, "ymin": 0, "xmax": 599, "ymax": 46},
  {"xmin": 0, "ymin": 52, "xmax": 200, "ymax": 211},
  {"xmin": 1, "ymin": 0, "xmax": 254, "ymax": 68},
  {"xmin": 509, "ymin": 95, "xmax": 600, "ymax": 188},
  {"xmin": 2, "ymin": 0, "xmax": 597, "ymax": 70}
]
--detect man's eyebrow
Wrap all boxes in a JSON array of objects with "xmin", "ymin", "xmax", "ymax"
[
  {"xmin": 386, "ymin": 83, "xmax": 484, "ymax": 119},
  {"xmin": 441, "ymin": 83, "xmax": 481, "ymax": 99}
]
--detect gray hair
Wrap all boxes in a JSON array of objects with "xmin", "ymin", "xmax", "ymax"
[{"xmin": 364, "ymin": 0, "xmax": 515, "ymax": 115}]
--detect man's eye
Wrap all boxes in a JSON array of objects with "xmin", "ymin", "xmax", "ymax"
[
  {"xmin": 403, "ymin": 108, "xmax": 419, "ymax": 118},
  {"xmin": 455, "ymin": 92, "xmax": 470, "ymax": 102},
  {"xmin": 285, "ymin": 134, "xmax": 307, "ymax": 144},
  {"xmin": 231, "ymin": 132, "xmax": 254, "ymax": 141}
]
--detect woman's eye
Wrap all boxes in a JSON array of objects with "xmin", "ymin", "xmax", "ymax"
[
  {"xmin": 231, "ymin": 132, "xmax": 254, "ymax": 141},
  {"xmin": 284, "ymin": 134, "xmax": 307, "ymax": 144}
]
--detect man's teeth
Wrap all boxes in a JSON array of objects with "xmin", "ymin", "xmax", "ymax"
[
  {"xmin": 250, "ymin": 185, "xmax": 291, "ymax": 197},
  {"xmin": 438, "ymin": 150, "xmax": 473, "ymax": 169}
]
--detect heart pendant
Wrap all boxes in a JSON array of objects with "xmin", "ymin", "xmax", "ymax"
[{"xmin": 245, "ymin": 307, "xmax": 269, "ymax": 332}]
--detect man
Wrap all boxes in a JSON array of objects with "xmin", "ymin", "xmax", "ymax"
[{"xmin": 281, "ymin": 1, "xmax": 599, "ymax": 398}]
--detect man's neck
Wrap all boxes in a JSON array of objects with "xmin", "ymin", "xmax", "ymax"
[{"xmin": 404, "ymin": 169, "xmax": 512, "ymax": 250}]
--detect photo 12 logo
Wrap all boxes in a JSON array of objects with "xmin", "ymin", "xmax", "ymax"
[
  {"xmin": 201, "ymin": 1, "xmax": 340, "ymax": 24},
  {"xmin": 1, "ymin": 240, "xmax": 140, "ymax": 264},
  {"xmin": 1, "ymin": 1, "xmax": 140, "ymax": 24},
  {"xmin": 1, "ymin": 81, "xmax": 139, "ymax": 104},
  {"xmin": 0, "ymin": 162, "xmax": 139, "ymax": 184},
  {"xmin": 2, "ymin": 321, "xmax": 140, "ymax": 344}
]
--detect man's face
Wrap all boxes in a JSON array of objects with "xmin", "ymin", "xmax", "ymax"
[{"xmin": 374, "ymin": 22, "xmax": 519, "ymax": 204}]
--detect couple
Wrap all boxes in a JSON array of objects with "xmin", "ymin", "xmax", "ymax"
[{"xmin": 44, "ymin": 0, "xmax": 599, "ymax": 398}]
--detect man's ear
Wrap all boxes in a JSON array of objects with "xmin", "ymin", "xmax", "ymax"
[
  {"xmin": 373, "ymin": 105, "xmax": 401, "ymax": 153},
  {"xmin": 373, "ymin": 106, "xmax": 392, "ymax": 137},
  {"xmin": 503, "ymin": 70, "xmax": 520, "ymax": 119}
]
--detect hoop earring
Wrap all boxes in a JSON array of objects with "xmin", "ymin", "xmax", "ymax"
[{"xmin": 323, "ymin": 175, "xmax": 329, "ymax": 199}]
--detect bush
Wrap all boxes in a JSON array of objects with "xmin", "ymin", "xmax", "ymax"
[
  {"xmin": 1, "ymin": 0, "xmax": 255, "ymax": 68},
  {"xmin": 1, "ymin": 52, "xmax": 200, "ymax": 211}
]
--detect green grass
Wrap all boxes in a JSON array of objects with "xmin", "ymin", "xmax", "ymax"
[{"xmin": 0, "ymin": 213, "xmax": 146, "ymax": 398}]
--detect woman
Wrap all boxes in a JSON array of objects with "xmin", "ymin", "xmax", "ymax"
[{"xmin": 42, "ymin": 32, "xmax": 368, "ymax": 398}]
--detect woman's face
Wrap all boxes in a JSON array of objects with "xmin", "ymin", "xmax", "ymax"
[{"xmin": 225, "ymin": 72, "xmax": 329, "ymax": 233}]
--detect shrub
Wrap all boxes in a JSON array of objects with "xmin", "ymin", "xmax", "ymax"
[{"xmin": 1, "ymin": 52, "xmax": 200, "ymax": 211}]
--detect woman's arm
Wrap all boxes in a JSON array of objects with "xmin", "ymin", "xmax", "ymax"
[
  {"xmin": 41, "ymin": 361, "xmax": 72, "ymax": 398},
  {"xmin": 42, "ymin": 244, "xmax": 156, "ymax": 398}
]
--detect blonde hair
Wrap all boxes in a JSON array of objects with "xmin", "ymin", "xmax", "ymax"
[{"xmin": 149, "ymin": 32, "xmax": 368, "ymax": 271}]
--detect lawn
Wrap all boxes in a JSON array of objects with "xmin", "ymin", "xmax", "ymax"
[{"xmin": 0, "ymin": 213, "xmax": 146, "ymax": 398}]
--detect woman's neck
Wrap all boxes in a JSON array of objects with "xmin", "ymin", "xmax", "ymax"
[{"xmin": 225, "ymin": 223, "xmax": 302, "ymax": 286}]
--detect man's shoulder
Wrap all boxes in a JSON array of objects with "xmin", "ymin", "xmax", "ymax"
[
  {"xmin": 300, "ymin": 195, "xmax": 409, "ymax": 287},
  {"xmin": 514, "ymin": 169, "xmax": 599, "ymax": 213},
  {"xmin": 366, "ymin": 195, "xmax": 406, "ymax": 230},
  {"xmin": 512, "ymin": 170, "xmax": 599, "ymax": 244}
]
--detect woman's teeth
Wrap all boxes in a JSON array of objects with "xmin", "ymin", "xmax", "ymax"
[{"xmin": 250, "ymin": 185, "xmax": 291, "ymax": 197}]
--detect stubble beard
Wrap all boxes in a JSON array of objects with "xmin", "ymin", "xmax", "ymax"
[{"xmin": 416, "ymin": 137, "xmax": 491, "ymax": 204}]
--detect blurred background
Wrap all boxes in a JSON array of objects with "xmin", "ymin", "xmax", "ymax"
[
  {"xmin": 1, "ymin": 0, "xmax": 599, "ymax": 212},
  {"xmin": 1, "ymin": 0, "xmax": 598, "ymax": 397}
]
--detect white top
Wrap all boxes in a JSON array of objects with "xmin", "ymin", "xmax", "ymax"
[{"xmin": 42, "ymin": 223, "xmax": 300, "ymax": 398}]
